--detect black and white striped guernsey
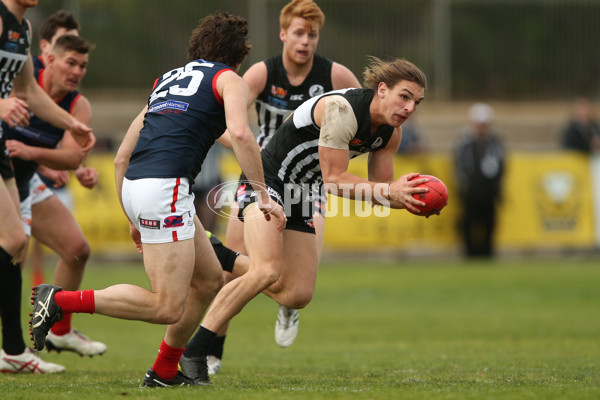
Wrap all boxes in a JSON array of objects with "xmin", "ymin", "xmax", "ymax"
[
  {"xmin": 0, "ymin": 1, "xmax": 29, "ymax": 99},
  {"xmin": 0, "ymin": 1, "xmax": 30, "ymax": 179},
  {"xmin": 260, "ymin": 88, "xmax": 394, "ymax": 192},
  {"xmin": 254, "ymin": 54, "xmax": 333, "ymax": 148}
]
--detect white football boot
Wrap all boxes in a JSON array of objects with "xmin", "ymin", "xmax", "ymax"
[
  {"xmin": 0, "ymin": 348, "xmax": 65, "ymax": 374},
  {"xmin": 206, "ymin": 355, "xmax": 221, "ymax": 375},
  {"xmin": 46, "ymin": 329, "xmax": 107, "ymax": 356},
  {"xmin": 274, "ymin": 305, "xmax": 299, "ymax": 348}
]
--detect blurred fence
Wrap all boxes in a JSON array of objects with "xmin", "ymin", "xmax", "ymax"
[
  {"xmin": 29, "ymin": 0, "xmax": 600, "ymax": 101},
  {"xmin": 26, "ymin": 0, "xmax": 600, "ymax": 258}
]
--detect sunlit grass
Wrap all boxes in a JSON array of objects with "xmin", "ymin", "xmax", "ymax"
[{"xmin": 3, "ymin": 258, "xmax": 599, "ymax": 399}]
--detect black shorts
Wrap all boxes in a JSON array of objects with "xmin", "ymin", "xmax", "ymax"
[
  {"xmin": 0, "ymin": 137, "xmax": 15, "ymax": 180},
  {"xmin": 236, "ymin": 175, "xmax": 322, "ymax": 234}
]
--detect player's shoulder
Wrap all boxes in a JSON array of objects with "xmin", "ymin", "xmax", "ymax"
[
  {"xmin": 243, "ymin": 59, "xmax": 268, "ymax": 79},
  {"xmin": 216, "ymin": 68, "xmax": 247, "ymax": 94},
  {"xmin": 73, "ymin": 93, "xmax": 91, "ymax": 109},
  {"xmin": 242, "ymin": 60, "xmax": 268, "ymax": 95},
  {"xmin": 331, "ymin": 62, "xmax": 361, "ymax": 90}
]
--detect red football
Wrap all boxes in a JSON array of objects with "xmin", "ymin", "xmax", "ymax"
[{"xmin": 408, "ymin": 175, "xmax": 448, "ymax": 217}]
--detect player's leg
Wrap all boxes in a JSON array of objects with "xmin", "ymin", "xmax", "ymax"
[
  {"xmin": 206, "ymin": 202, "xmax": 283, "ymax": 329},
  {"xmin": 203, "ymin": 204, "xmax": 246, "ymax": 374},
  {"xmin": 31, "ymin": 194, "xmax": 106, "ymax": 356},
  {"xmin": 224, "ymin": 202, "xmax": 247, "ymax": 253},
  {"xmin": 271, "ymin": 211, "xmax": 323, "ymax": 347},
  {"xmin": 207, "ymin": 211, "xmax": 322, "ymax": 350},
  {"xmin": 27, "ymin": 174, "xmax": 53, "ymax": 287},
  {"xmin": 0, "ymin": 177, "xmax": 27, "ymax": 260},
  {"xmin": 29, "ymin": 238, "xmax": 46, "ymax": 286},
  {"xmin": 31, "ymin": 238, "xmax": 196, "ymax": 328},
  {"xmin": 29, "ymin": 177, "xmax": 201, "ymax": 384},
  {"xmin": 32, "ymin": 195, "xmax": 88, "ymax": 291},
  {"xmin": 0, "ymin": 177, "xmax": 64, "ymax": 374},
  {"xmin": 27, "ymin": 237, "xmax": 197, "ymax": 383},
  {"xmin": 0, "ymin": 179, "xmax": 27, "ymax": 360},
  {"xmin": 0, "ymin": 177, "xmax": 29, "ymax": 356},
  {"xmin": 117, "ymin": 238, "xmax": 197, "ymax": 386},
  {"xmin": 163, "ymin": 215, "xmax": 223, "ymax": 385},
  {"xmin": 181, "ymin": 203, "xmax": 283, "ymax": 380}
]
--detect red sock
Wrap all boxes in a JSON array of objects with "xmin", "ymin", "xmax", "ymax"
[
  {"xmin": 54, "ymin": 290, "xmax": 95, "ymax": 314},
  {"xmin": 152, "ymin": 340, "xmax": 185, "ymax": 381},
  {"xmin": 50, "ymin": 313, "xmax": 72, "ymax": 335}
]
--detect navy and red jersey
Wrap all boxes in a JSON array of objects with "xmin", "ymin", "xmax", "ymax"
[
  {"xmin": 3, "ymin": 68, "xmax": 81, "ymax": 200},
  {"xmin": 125, "ymin": 60, "xmax": 233, "ymax": 184},
  {"xmin": 33, "ymin": 54, "xmax": 44, "ymax": 71}
]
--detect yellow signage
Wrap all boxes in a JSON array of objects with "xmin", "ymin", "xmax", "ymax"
[{"xmin": 69, "ymin": 151, "xmax": 595, "ymax": 256}]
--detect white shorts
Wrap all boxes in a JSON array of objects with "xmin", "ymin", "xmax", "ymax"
[
  {"xmin": 20, "ymin": 194, "xmax": 32, "ymax": 237},
  {"xmin": 121, "ymin": 177, "xmax": 196, "ymax": 244},
  {"xmin": 29, "ymin": 173, "xmax": 55, "ymax": 206},
  {"xmin": 20, "ymin": 173, "xmax": 55, "ymax": 236}
]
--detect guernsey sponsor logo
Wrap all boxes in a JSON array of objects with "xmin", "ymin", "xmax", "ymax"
[{"xmin": 148, "ymin": 100, "xmax": 189, "ymax": 113}]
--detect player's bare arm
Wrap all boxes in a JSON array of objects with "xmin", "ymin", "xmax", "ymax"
[
  {"xmin": 73, "ymin": 165, "xmax": 98, "ymax": 189},
  {"xmin": 316, "ymin": 95, "xmax": 383, "ymax": 200},
  {"xmin": 68, "ymin": 94, "xmax": 98, "ymax": 190},
  {"xmin": 6, "ymin": 131, "xmax": 87, "ymax": 170},
  {"xmin": 0, "ymin": 96, "xmax": 30, "ymax": 127},
  {"xmin": 37, "ymin": 165, "xmax": 69, "ymax": 188},
  {"xmin": 114, "ymin": 105, "xmax": 146, "ymax": 253},
  {"xmin": 367, "ymin": 129, "xmax": 428, "ymax": 211},
  {"xmin": 68, "ymin": 94, "xmax": 95, "ymax": 157},
  {"xmin": 217, "ymin": 61, "xmax": 269, "ymax": 150},
  {"xmin": 11, "ymin": 23, "xmax": 92, "ymax": 145},
  {"xmin": 7, "ymin": 92, "xmax": 94, "ymax": 170},
  {"xmin": 114, "ymin": 106, "xmax": 146, "ymax": 207},
  {"xmin": 242, "ymin": 61, "xmax": 268, "ymax": 104},
  {"xmin": 0, "ymin": 18, "xmax": 29, "ymax": 127},
  {"xmin": 219, "ymin": 70, "xmax": 286, "ymax": 230},
  {"xmin": 331, "ymin": 62, "xmax": 361, "ymax": 90}
]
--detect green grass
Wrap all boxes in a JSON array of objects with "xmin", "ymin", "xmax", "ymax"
[{"xmin": 2, "ymin": 258, "xmax": 599, "ymax": 399}]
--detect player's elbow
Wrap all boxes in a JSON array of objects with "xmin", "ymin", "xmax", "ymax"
[
  {"xmin": 321, "ymin": 174, "xmax": 343, "ymax": 194},
  {"xmin": 228, "ymin": 128, "xmax": 254, "ymax": 146},
  {"xmin": 11, "ymin": 86, "xmax": 27, "ymax": 101},
  {"xmin": 114, "ymin": 153, "xmax": 129, "ymax": 171},
  {"xmin": 65, "ymin": 156, "xmax": 83, "ymax": 170}
]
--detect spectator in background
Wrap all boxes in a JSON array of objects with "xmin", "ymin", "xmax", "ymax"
[
  {"xmin": 561, "ymin": 97, "xmax": 600, "ymax": 154},
  {"xmin": 454, "ymin": 103, "xmax": 505, "ymax": 259}
]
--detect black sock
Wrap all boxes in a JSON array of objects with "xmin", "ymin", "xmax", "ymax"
[
  {"xmin": 184, "ymin": 325, "xmax": 216, "ymax": 358},
  {"xmin": 212, "ymin": 242, "xmax": 239, "ymax": 273},
  {"xmin": 0, "ymin": 247, "xmax": 26, "ymax": 355},
  {"xmin": 207, "ymin": 335, "xmax": 226, "ymax": 360}
]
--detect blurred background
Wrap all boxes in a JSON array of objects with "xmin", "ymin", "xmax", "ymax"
[{"xmin": 27, "ymin": 0, "xmax": 600, "ymax": 261}]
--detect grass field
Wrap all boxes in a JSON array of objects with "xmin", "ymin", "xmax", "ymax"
[{"xmin": 2, "ymin": 258, "xmax": 599, "ymax": 399}]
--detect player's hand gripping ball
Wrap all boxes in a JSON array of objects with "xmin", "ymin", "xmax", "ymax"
[{"xmin": 409, "ymin": 175, "xmax": 448, "ymax": 217}]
